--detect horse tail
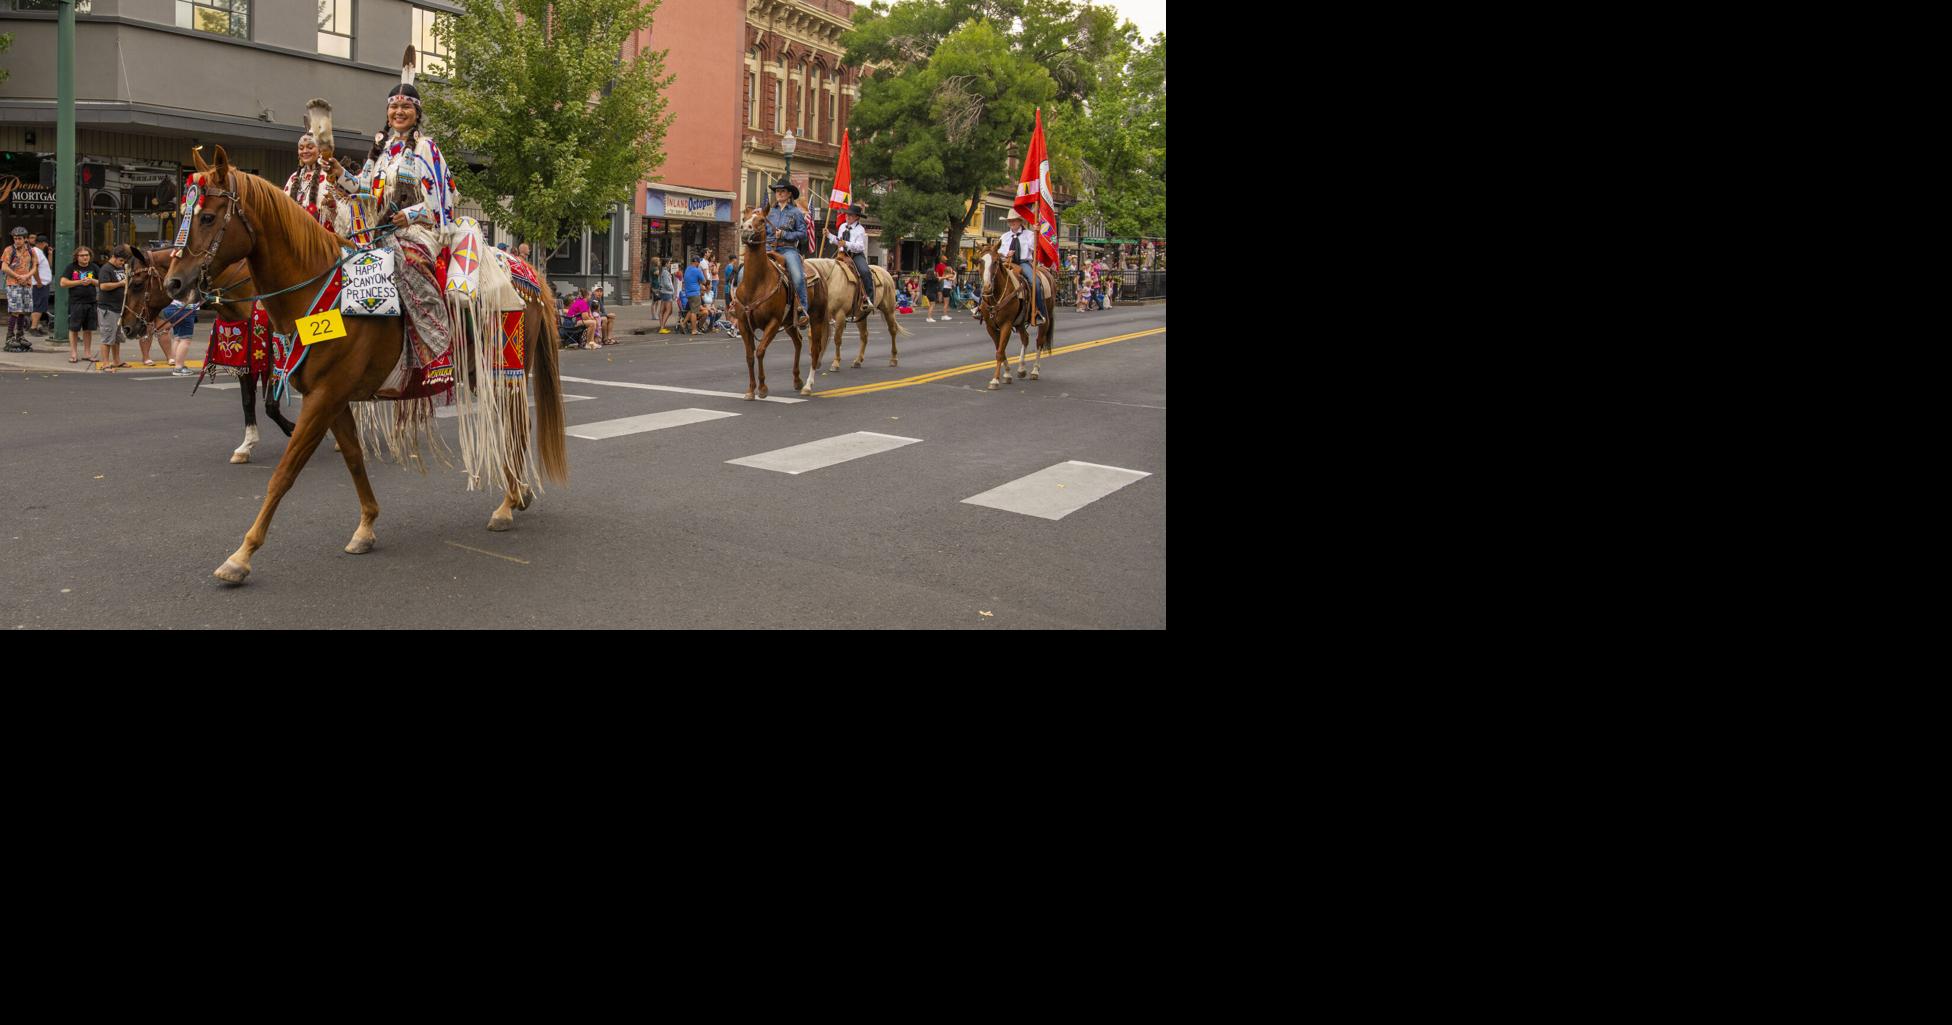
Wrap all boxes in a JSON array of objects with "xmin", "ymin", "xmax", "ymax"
[{"xmin": 529, "ymin": 287, "xmax": 569, "ymax": 486}]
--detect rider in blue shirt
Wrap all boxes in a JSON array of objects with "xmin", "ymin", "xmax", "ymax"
[{"xmin": 764, "ymin": 181, "xmax": 811, "ymax": 328}]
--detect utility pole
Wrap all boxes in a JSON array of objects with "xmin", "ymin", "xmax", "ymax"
[{"xmin": 54, "ymin": 0, "xmax": 77, "ymax": 334}]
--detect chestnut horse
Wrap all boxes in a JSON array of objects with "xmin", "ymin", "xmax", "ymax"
[
  {"xmin": 120, "ymin": 248, "xmax": 301, "ymax": 463},
  {"xmin": 733, "ymin": 205, "xmax": 829, "ymax": 398},
  {"xmin": 805, "ymin": 258, "xmax": 907, "ymax": 372},
  {"xmin": 163, "ymin": 145, "xmax": 567, "ymax": 585},
  {"xmin": 978, "ymin": 240, "xmax": 1056, "ymax": 390}
]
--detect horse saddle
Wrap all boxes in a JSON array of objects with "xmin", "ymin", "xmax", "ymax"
[{"xmin": 763, "ymin": 254, "xmax": 823, "ymax": 316}]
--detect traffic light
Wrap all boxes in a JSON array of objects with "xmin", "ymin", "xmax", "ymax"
[
  {"xmin": 79, "ymin": 161, "xmax": 109, "ymax": 188},
  {"xmin": 40, "ymin": 159, "xmax": 57, "ymax": 187}
]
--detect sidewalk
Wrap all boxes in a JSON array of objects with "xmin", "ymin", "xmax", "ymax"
[{"xmin": 0, "ymin": 336, "xmax": 202, "ymax": 375}]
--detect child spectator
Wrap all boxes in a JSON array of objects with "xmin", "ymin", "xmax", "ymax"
[{"xmin": 95, "ymin": 246, "xmax": 130, "ymax": 369}]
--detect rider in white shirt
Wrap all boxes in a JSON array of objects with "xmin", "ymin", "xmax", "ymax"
[{"xmin": 827, "ymin": 204, "xmax": 874, "ymax": 320}]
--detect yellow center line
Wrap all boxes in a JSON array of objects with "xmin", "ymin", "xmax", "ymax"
[
  {"xmin": 444, "ymin": 541, "xmax": 530, "ymax": 565},
  {"xmin": 817, "ymin": 328, "xmax": 1165, "ymax": 398}
]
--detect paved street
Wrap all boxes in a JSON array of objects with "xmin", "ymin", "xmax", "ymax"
[{"xmin": 0, "ymin": 302, "xmax": 1166, "ymax": 629}]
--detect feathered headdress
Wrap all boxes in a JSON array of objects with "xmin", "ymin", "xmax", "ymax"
[
  {"xmin": 389, "ymin": 46, "xmax": 420, "ymax": 104},
  {"xmin": 305, "ymin": 98, "xmax": 335, "ymax": 162}
]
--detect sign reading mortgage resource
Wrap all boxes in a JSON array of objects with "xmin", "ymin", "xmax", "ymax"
[{"xmin": 645, "ymin": 190, "xmax": 732, "ymax": 223}]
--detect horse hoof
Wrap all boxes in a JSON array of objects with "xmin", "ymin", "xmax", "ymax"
[
  {"xmin": 744, "ymin": 391, "xmax": 755, "ymax": 401},
  {"xmin": 1017, "ymin": 369, "xmax": 1026, "ymax": 378},
  {"xmin": 214, "ymin": 559, "xmax": 250, "ymax": 584},
  {"xmin": 514, "ymin": 491, "xmax": 534, "ymax": 512},
  {"xmin": 1030, "ymin": 370, "xmax": 1040, "ymax": 380},
  {"xmin": 229, "ymin": 451, "xmax": 250, "ymax": 464},
  {"xmin": 345, "ymin": 535, "xmax": 375, "ymax": 555},
  {"xmin": 890, "ymin": 360, "xmax": 898, "ymax": 367},
  {"xmin": 487, "ymin": 515, "xmax": 513, "ymax": 532},
  {"xmin": 757, "ymin": 386, "xmax": 769, "ymax": 399},
  {"xmin": 988, "ymin": 380, "xmax": 1000, "ymax": 391},
  {"xmin": 800, "ymin": 384, "xmax": 813, "ymax": 396}
]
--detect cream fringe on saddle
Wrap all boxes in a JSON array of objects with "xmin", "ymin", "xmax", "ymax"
[{"xmin": 351, "ymin": 217, "xmax": 539, "ymax": 495}]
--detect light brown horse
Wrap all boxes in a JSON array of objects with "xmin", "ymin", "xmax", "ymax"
[
  {"xmin": 162, "ymin": 145, "xmax": 567, "ymax": 584},
  {"xmin": 733, "ymin": 205, "xmax": 829, "ymax": 399},
  {"xmin": 805, "ymin": 258, "xmax": 907, "ymax": 372},
  {"xmin": 121, "ymin": 248, "xmax": 303, "ymax": 463},
  {"xmin": 978, "ymin": 240, "xmax": 1056, "ymax": 390}
]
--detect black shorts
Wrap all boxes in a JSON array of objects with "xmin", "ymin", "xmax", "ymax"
[
  {"xmin": 923, "ymin": 281, "xmax": 941, "ymax": 300},
  {"xmin": 68, "ymin": 304, "xmax": 99, "ymax": 331}
]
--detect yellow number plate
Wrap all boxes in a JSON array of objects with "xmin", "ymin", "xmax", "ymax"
[{"xmin": 298, "ymin": 310, "xmax": 348, "ymax": 346}]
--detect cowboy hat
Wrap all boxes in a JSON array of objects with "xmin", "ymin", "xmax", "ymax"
[{"xmin": 770, "ymin": 180, "xmax": 800, "ymax": 200}]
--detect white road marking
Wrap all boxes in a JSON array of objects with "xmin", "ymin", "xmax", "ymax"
[
  {"xmin": 559, "ymin": 374, "xmax": 807, "ymax": 404},
  {"xmin": 567, "ymin": 407, "xmax": 739, "ymax": 440},
  {"xmin": 961, "ymin": 460, "xmax": 1152, "ymax": 520},
  {"xmin": 727, "ymin": 431, "xmax": 922, "ymax": 475},
  {"xmin": 435, "ymin": 394, "xmax": 593, "ymax": 418}
]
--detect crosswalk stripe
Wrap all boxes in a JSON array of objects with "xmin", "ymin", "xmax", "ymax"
[
  {"xmin": 559, "ymin": 374, "xmax": 807, "ymax": 404},
  {"xmin": 961, "ymin": 460, "xmax": 1152, "ymax": 520},
  {"xmin": 567, "ymin": 407, "xmax": 739, "ymax": 440},
  {"xmin": 436, "ymin": 394, "xmax": 593, "ymax": 418},
  {"xmin": 727, "ymin": 431, "xmax": 922, "ymax": 475}
]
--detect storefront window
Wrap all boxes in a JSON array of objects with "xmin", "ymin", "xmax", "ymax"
[
  {"xmin": 589, "ymin": 224, "xmax": 609, "ymax": 276},
  {"xmin": 548, "ymin": 232, "xmax": 582, "ymax": 276}
]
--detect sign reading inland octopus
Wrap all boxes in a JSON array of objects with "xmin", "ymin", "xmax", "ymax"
[{"xmin": 340, "ymin": 249, "xmax": 400, "ymax": 317}]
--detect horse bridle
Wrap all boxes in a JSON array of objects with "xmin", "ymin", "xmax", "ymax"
[{"xmin": 187, "ymin": 177, "xmax": 259, "ymax": 301}]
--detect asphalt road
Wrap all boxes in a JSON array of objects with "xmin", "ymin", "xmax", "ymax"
[{"xmin": 0, "ymin": 303, "xmax": 1166, "ymax": 629}]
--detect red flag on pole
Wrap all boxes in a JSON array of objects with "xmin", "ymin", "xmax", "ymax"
[
  {"xmin": 1014, "ymin": 109, "xmax": 1059, "ymax": 267},
  {"xmin": 830, "ymin": 130, "xmax": 853, "ymax": 228}
]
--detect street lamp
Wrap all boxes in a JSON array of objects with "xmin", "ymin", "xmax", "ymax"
[{"xmin": 782, "ymin": 129, "xmax": 797, "ymax": 189}]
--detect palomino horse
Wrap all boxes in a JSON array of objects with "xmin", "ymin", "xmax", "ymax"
[
  {"xmin": 121, "ymin": 248, "xmax": 301, "ymax": 463},
  {"xmin": 732, "ymin": 205, "xmax": 830, "ymax": 398},
  {"xmin": 978, "ymin": 240, "xmax": 1057, "ymax": 390},
  {"xmin": 804, "ymin": 258, "xmax": 907, "ymax": 372},
  {"xmin": 162, "ymin": 145, "xmax": 567, "ymax": 584}
]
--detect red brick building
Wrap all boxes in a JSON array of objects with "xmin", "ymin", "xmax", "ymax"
[{"xmin": 624, "ymin": 0, "xmax": 863, "ymax": 301}]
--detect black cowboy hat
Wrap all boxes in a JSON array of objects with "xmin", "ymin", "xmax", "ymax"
[
  {"xmin": 770, "ymin": 180, "xmax": 800, "ymax": 200},
  {"xmin": 849, "ymin": 204, "xmax": 864, "ymax": 217}
]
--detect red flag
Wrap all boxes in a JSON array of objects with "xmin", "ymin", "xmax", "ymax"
[
  {"xmin": 830, "ymin": 130, "xmax": 853, "ymax": 228},
  {"xmin": 1014, "ymin": 109, "xmax": 1059, "ymax": 267}
]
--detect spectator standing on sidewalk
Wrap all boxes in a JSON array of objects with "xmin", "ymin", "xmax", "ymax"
[
  {"xmin": 59, "ymin": 246, "xmax": 103, "ymax": 365},
  {"xmin": 5, "ymin": 227, "xmax": 36, "ymax": 350},
  {"xmin": 94, "ymin": 247, "xmax": 129, "ymax": 369},
  {"xmin": 29, "ymin": 234, "xmax": 54, "ymax": 337},
  {"xmin": 653, "ymin": 258, "xmax": 676, "ymax": 333}
]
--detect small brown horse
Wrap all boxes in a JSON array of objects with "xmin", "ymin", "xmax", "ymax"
[
  {"xmin": 163, "ymin": 145, "xmax": 567, "ymax": 585},
  {"xmin": 978, "ymin": 240, "xmax": 1056, "ymax": 390},
  {"xmin": 121, "ymin": 248, "xmax": 300, "ymax": 463},
  {"xmin": 733, "ymin": 205, "xmax": 829, "ymax": 399},
  {"xmin": 805, "ymin": 258, "xmax": 907, "ymax": 372}
]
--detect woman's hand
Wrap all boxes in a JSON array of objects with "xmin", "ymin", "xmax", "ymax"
[{"xmin": 391, "ymin": 211, "xmax": 411, "ymax": 228}]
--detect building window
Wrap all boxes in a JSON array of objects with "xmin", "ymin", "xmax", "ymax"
[
  {"xmin": 799, "ymin": 62, "xmax": 810, "ymax": 136},
  {"xmin": 830, "ymin": 77, "xmax": 839, "ymax": 142},
  {"xmin": 317, "ymin": 0, "xmax": 353, "ymax": 59},
  {"xmin": 176, "ymin": 0, "xmax": 248, "ymax": 38},
  {"xmin": 412, "ymin": 7, "xmax": 452, "ymax": 77},
  {"xmin": 774, "ymin": 81, "xmax": 783, "ymax": 134},
  {"xmin": 13, "ymin": 1, "xmax": 94, "ymax": 11}
]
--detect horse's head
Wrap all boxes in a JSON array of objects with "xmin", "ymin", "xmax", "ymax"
[
  {"xmin": 980, "ymin": 239, "xmax": 1004, "ymax": 297},
  {"xmin": 120, "ymin": 249, "xmax": 175, "ymax": 327},
  {"xmin": 739, "ymin": 206, "xmax": 768, "ymax": 247},
  {"xmin": 165, "ymin": 146, "xmax": 257, "ymax": 301}
]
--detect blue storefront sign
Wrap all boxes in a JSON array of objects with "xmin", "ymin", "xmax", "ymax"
[{"xmin": 645, "ymin": 189, "xmax": 732, "ymax": 222}]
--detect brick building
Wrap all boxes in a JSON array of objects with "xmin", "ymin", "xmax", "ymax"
[{"xmin": 624, "ymin": 0, "xmax": 865, "ymax": 301}]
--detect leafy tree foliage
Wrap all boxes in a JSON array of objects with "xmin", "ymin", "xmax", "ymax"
[
  {"xmin": 1048, "ymin": 30, "xmax": 1164, "ymax": 239},
  {"xmin": 421, "ymin": 0, "xmax": 674, "ymax": 260},
  {"xmin": 843, "ymin": 1, "xmax": 1156, "ymax": 257}
]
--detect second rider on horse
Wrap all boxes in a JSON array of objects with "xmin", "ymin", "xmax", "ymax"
[{"xmin": 827, "ymin": 203, "xmax": 874, "ymax": 323}]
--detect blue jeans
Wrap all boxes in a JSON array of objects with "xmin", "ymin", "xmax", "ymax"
[
  {"xmin": 1016, "ymin": 261, "xmax": 1040, "ymax": 322},
  {"xmin": 775, "ymin": 247, "xmax": 807, "ymax": 315}
]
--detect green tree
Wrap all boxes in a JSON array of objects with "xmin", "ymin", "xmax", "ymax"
[
  {"xmin": 846, "ymin": 2, "xmax": 1132, "ymax": 258},
  {"xmin": 1, "ymin": 33, "xmax": 12, "ymax": 88},
  {"xmin": 421, "ymin": 0, "xmax": 673, "ymax": 261},
  {"xmin": 1048, "ymin": 30, "xmax": 1164, "ymax": 240}
]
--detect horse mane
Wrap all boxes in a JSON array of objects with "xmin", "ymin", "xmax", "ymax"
[{"xmin": 232, "ymin": 168, "xmax": 348, "ymax": 270}]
